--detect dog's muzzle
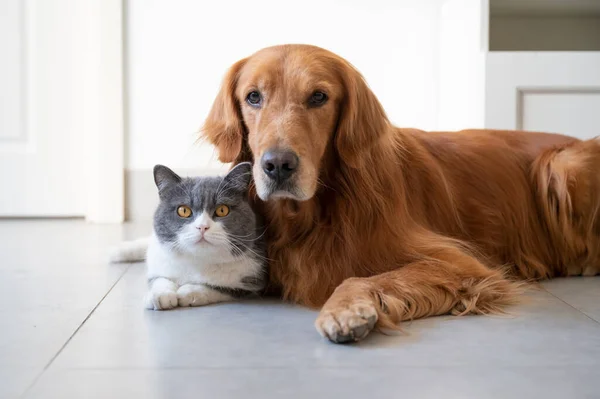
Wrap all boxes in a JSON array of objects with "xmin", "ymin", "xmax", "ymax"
[{"xmin": 261, "ymin": 149, "xmax": 299, "ymax": 185}]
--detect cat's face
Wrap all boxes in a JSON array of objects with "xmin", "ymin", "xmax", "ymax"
[{"xmin": 152, "ymin": 163, "xmax": 259, "ymax": 260}]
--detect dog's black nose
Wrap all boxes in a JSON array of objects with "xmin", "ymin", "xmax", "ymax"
[{"xmin": 261, "ymin": 150, "xmax": 299, "ymax": 182}]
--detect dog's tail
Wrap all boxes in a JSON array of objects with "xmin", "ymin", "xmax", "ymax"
[
  {"xmin": 108, "ymin": 237, "xmax": 150, "ymax": 263},
  {"xmin": 532, "ymin": 136, "xmax": 600, "ymax": 275}
]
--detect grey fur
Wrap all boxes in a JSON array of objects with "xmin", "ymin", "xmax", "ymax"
[{"xmin": 152, "ymin": 162, "xmax": 267, "ymax": 293}]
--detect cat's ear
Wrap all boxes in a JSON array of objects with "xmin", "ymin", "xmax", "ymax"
[
  {"xmin": 223, "ymin": 162, "xmax": 253, "ymax": 192},
  {"xmin": 153, "ymin": 165, "xmax": 182, "ymax": 194}
]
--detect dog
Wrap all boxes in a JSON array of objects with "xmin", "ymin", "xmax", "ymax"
[{"xmin": 202, "ymin": 44, "xmax": 600, "ymax": 344}]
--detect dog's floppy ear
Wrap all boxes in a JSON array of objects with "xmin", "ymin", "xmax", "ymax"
[
  {"xmin": 335, "ymin": 61, "xmax": 390, "ymax": 168},
  {"xmin": 201, "ymin": 58, "xmax": 247, "ymax": 163}
]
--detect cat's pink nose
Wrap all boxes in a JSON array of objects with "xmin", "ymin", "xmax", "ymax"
[{"xmin": 197, "ymin": 225, "xmax": 210, "ymax": 234}]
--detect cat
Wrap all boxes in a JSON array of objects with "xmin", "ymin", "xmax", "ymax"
[{"xmin": 111, "ymin": 162, "xmax": 267, "ymax": 310}]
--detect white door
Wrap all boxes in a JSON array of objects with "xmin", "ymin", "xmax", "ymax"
[
  {"xmin": 485, "ymin": 53, "xmax": 600, "ymax": 140},
  {"xmin": 0, "ymin": 0, "xmax": 85, "ymax": 217},
  {"xmin": 0, "ymin": 0, "xmax": 124, "ymax": 221},
  {"xmin": 520, "ymin": 91, "xmax": 600, "ymax": 139}
]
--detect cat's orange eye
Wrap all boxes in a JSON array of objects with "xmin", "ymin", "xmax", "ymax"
[
  {"xmin": 215, "ymin": 205, "xmax": 230, "ymax": 217},
  {"xmin": 177, "ymin": 205, "xmax": 192, "ymax": 218}
]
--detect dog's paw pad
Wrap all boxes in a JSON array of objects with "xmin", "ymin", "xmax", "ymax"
[{"xmin": 315, "ymin": 303, "xmax": 378, "ymax": 344}]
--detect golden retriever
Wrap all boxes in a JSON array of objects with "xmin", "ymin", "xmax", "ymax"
[{"xmin": 202, "ymin": 44, "xmax": 600, "ymax": 343}]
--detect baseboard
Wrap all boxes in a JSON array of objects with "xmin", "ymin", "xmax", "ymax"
[{"xmin": 125, "ymin": 167, "xmax": 228, "ymax": 222}]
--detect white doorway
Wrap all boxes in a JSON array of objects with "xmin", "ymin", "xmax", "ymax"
[{"xmin": 0, "ymin": 0, "xmax": 125, "ymax": 222}]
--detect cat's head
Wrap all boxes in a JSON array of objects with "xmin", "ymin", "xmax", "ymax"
[{"xmin": 152, "ymin": 162, "xmax": 259, "ymax": 259}]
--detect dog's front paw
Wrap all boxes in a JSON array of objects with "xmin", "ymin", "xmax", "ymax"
[
  {"xmin": 145, "ymin": 290, "xmax": 178, "ymax": 310},
  {"xmin": 315, "ymin": 301, "xmax": 378, "ymax": 344}
]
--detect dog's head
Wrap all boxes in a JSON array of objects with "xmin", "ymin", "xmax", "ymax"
[{"xmin": 203, "ymin": 45, "xmax": 389, "ymax": 201}]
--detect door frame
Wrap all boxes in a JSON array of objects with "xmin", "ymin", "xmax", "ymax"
[{"xmin": 82, "ymin": 0, "xmax": 125, "ymax": 223}]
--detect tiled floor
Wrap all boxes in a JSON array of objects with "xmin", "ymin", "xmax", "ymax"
[{"xmin": 1, "ymin": 220, "xmax": 599, "ymax": 399}]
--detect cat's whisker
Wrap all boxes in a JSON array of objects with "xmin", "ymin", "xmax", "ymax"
[
  {"xmin": 165, "ymin": 239, "xmax": 186, "ymax": 253},
  {"xmin": 228, "ymin": 241, "xmax": 260, "ymax": 261},
  {"xmin": 215, "ymin": 175, "xmax": 226, "ymax": 198},
  {"xmin": 226, "ymin": 238, "xmax": 273, "ymax": 262},
  {"xmin": 215, "ymin": 173, "xmax": 251, "ymax": 198},
  {"xmin": 177, "ymin": 231, "xmax": 202, "ymax": 239},
  {"xmin": 208, "ymin": 232, "xmax": 248, "ymax": 240},
  {"xmin": 216, "ymin": 232, "xmax": 260, "ymax": 239},
  {"xmin": 214, "ymin": 170, "xmax": 251, "ymax": 198},
  {"xmin": 210, "ymin": 228, "xmax": 268, "ymax": 241},
  {"xmin": 210, "ymin": 229, "xmax": 255, "ymax": 237},
  {"xmin": 215, "ymin": 187, "xmax": 240, "ymax": 200},
  {"xmin": 212, "ymin": 236, "xmax": 264, "ymax": 252},
  {"xmin": 252, "ymin": 228, "xmax": 268, "ymax": 241}
]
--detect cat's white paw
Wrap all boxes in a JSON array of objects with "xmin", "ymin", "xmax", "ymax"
[
  {"xmin": 177, "ymin": 284, "xmax": 215, "ymax": 307},
  {"xmin": 145, "ymin": 289, "xmax": 178, "ymax": 310}
]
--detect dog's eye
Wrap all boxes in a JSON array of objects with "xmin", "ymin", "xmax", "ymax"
[
  {"xmin": 246, "ymin": 91, "xmax": 262, "ymax": 107},
  {"xmin": 308, "ymin": 91, "xmax": 328, "ymax": 107}
]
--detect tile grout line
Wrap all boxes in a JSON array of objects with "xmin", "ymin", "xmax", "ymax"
[
  {"xmin": 541, "ymin": 285, "xmax": 600, "ymax": 325},
  {"xmin": 20, "ymin": 265, "xmax": 132, "ymax": 398},
  {"xmin": 54, "ymin": 364, "xmax": 600, "ymax": 371}
]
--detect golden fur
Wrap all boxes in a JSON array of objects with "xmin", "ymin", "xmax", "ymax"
[{"xmin": 202, "ymin": 44, "xmax": 600, "ymax": 343}]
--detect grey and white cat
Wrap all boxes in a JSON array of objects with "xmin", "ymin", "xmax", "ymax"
[{"xmin": 112, "ymin": 162, "xmax": 267, "ymax": 310}]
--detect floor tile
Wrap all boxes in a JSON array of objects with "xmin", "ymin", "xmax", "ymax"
[
  {"xmin": 0, "ymin": 221, "xmax": 130, "ymax": 367},
  {"xmin": 0, "ymin": 221, "xmax": 140, "ymax": 396},
  {"xmin": 542, "ymin": 277, "xmax": 600, "ymax": 322},
  {"xmin": 49, "ymin": 265, "xmax": 600, "ymax": 369},
  {"xmin": 0, "ymin": 367, "xmax": 41, "ymax": 399},
  {"xmin": 25, "ymin": 367, "xmax": 600, "ymax": 399},
  {"xmin": 3, "ymin": 221, "xmax": 600, "ymax": 399}
]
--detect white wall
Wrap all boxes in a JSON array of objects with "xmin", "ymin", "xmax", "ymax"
[
  {"xmin": 125, "ymin": 0, "xmax": 444, "ymax": 171},
  {"xmin": 438, "ymin": 0, "xmax": 488, "ymax": 131}
]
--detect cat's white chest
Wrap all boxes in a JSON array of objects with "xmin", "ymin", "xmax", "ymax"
[{"xmin": 146, "ymin": 234, "xmax": 261, "ymax": 290}]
